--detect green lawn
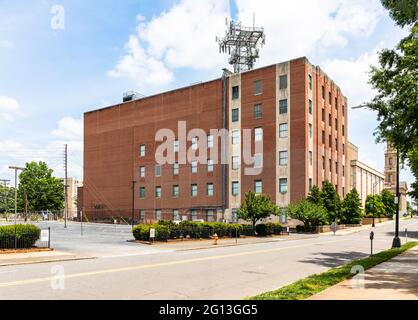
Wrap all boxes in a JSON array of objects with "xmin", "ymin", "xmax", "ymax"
[{"xmin": 248, "ymin": 242, "xmax": 418, "ymax": 300}]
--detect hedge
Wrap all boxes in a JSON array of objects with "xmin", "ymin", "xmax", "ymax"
[
  {"xmin": 132, "ymin": 221, "xmax": 284, "ymax": 241},
  {"xmin": 0, "ymin": 224, "xmax": 41, "ymax": 249}
]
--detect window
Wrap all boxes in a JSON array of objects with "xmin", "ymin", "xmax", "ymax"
[
  {"xmin": 155, "ymin": 165, "xmax": 162, "ymax": 177},
  {"xmin": 191, "ymin": 210, "xmax": 198, "ymax": 221},
  {"xmin": 322, "ymin": 156, "xmax": 325, "ymax": 170},
  {"xmin": 174, "ymin": 140, "xmax": 180, "ymax": 153},
  {"xmin": 191, "ymin": 137, "xmax": 198, "ymax": 151},
  {"xmin": 207, "ymin": 210, "xmax": 215, "ymax": 222},
  {"xmin": 309, "ymin": 100, "xmax": 313, "ymax": 115},
  {"xmin": 343, "ymin": 144, "xmax": 345, "ymax": 155},
  {"xmin": 322, "ymin": 86, "xmax": 325, "ymax": 99},
  {"xmin": 279, "ymin": 123, "xmax": 288, "ymax": 138},
  {"xmin": 139, "ymin": 166, "xmax": 145, "ymax": 178},
  {"xmin": 309, "ymin": 124, "xmax": 313, "ymax": 138},
  {"xmin": 232, "ymin": 86, "xmax": 239, "ymax": 100},
  {"xmin": 155, "ymin": 210, "xmax": 162, "ymax": 221},
  {"xmin": 309, "ymin": 178, "xmax": 313, "ymax": 192},
  {"xmin": 308, "ymin": 75, "xmax": 313, "ymax": 90},
  {"xmin": 322, "ymin": 108, "xmax": 325, "ymax": 122},
  {"xmin": 173, "ymin": 163, "xmax": 179, "ymax": 175},
  {"xmin": 329, "ymin": 159, "xmax": 332, "ymax": 172},
  {"xmin": 329, "ymin": 135, "xmax": 332, "ymax": 147},
  {"xmin": 343, "ymin": 166, "xmax": 345, "ymax": 177},
  {"xmin": 279, "ymin": 75, "xmax": 288, "ymax": 90},
  {"xmin": 172, "ymin": 185, "xmax": 180, "ymax": 198},
  {"xmin": 173, "ymin": 210, "xmax": 180, "ymax": 221},
  {"xmin": 335, "ymin": 97, "xmax": 338, "ymax": 110},
  {"xmin": 191, "ymin": 161, "xmax": 198, "ymax": 174},
  {"xmin": 335, "ymin": 139, "xmax": 338, "ymax": 152},
  {"xmin": 155, "ymin": 186, "xmax": 162, "ymax": 199},
  {"xmin": 342, "ymin": 125, "xmax": 345, "ymax": 137},
  {"xmin": 207, "ymin": 183, "xmax": 214, "ymax": 197},
  {"xmin": 254, "ymin": 104, "xmax": 263, "ymax": 119},
  {"xmin": 191, "ymin": 184, "xmax": 198, "ymax": 197},
  {"xmin": 207, "ymin": 159, "xmax": 214, "ymax": 172},
  {"xmin": 254, "ymin": 80, "xmax": 263, "ymax": 95},
  {"xmin": 139, "ymin": 145, "xmax": 146, "ymax": 157},
  {"xmin": 342, "ymin": 105, "xmax": 345, "ymax": 117},
  {"xmin": 254, "ymin": 180, "xmax": 263, "ymax": 194},
  {"xmin": 335, "ymin": 118, "xmax": 338, "ymax": 130},
  {"xmin": 279, "ymin": 99, "xmax": 288, "ymax": 115},
  {"xmin": 279, "ymin": 151, "xmax": 288, "ymax": 166},
  {"xmin": 207, "ymin": 135, "xmax": 214, "ymax": 149},
  {"xmin": 232, "ymin": 181, "xmax": 239, "ymax": 196},
  {"xmin": 329, "ymin": 114, "xmax": 332, "ymax": 126},
  {"xmin": 329, "ymin": 92, "xmax": 332, "ymax": 104},
  {"xmin": 232, "ymin": 109, "xmax": 239, "ymax": 122},
  {"xmin": 322, "ymin": 130, "xmax": 326, "ymax": 144},
  {"xmin": 232, "ymin": 155, "xmax": 240, "ymax": 170},
  {"xmin": 139, "ymin": 187, "xmax": 146, "ymax": 199},
  {"xmin": 140, "ymin": 210, "xmax": 145, "ymax": 221},
  {"xmin": 336, "ymin": 162, "xmax": 339, "ymax": 174},
  {"xmin": 232, "ymin": 130, "xmax": 240, "ymax": 145},
  {"xmin": 232, "ymin": 209, "xmax": 238, "ymax": 223},
  {"xmin": 255, "ymin": 127, "xmax": 263, "ymax": 142},
  {"xmin": 309, "ymin": 151, "xmax": 313, "ymax": 166},
  {"xmin": 254, "ymin": 153, "xmax": 263, "ymax": 169},
  {"xmin": 279, "ymin": 178, "xmax": 288, "ymax": 194}
]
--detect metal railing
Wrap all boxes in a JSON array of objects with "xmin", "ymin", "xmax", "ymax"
[{"xmin": 0, "ymin": 226, "xmax": 51, "ymax": 250}]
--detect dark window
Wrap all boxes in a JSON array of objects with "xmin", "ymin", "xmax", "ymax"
[
  {"xmin": 335, "ymin": 118, "xmax": 338, "ymax": 130},
  {"xmin": 322, "ymin": 108, "xmax": 325, "ymax": 122},
  {"xmin": 329, "ymin": 114, "xmax": 332, "ymax": 126},
  {"xmin": 322, "ymin": 86, "xmax": 325, "ymax": 99},
  {"xmin": 329, "ymin": 135, "xmax": 332, "ymax": 147},
  {"xmin": 336, "ymin": 139, "xmax": 338, "ymax": 151},
  {"xmin": 232, "ymin": 109, "xmax": 239, "ymax": 122},
  {"xmin": 254, "ymin": 104, "xmax": 263, "ymax": 119},
  {"xmin": 308, "ymin": 75, "xmax": 313, "ymax": 90},
  {"xmin": 279, "ymin": 99, "xmax": 288, "ymax": 114},
  {"xmin": 336, "ymin": 162, "xmax": 338, "ymax": 174},
  {"xmin": 322, "ymin": 130, "xmax": 326, "ymax": 144},
  {"xmin": 342, "ymin": 105, "xmax": 345, "ymax": 117},
  {"xmin": 139, "ymin": 187, "xmax": 145, "ymax": 199},
  {"xmin": 254, "ymin": 80, "xmax": 263, "ymax": 95},
  {"xmin": 322, "ymin": 156, "xmax": 325, "ymax": 170},
  {"xmin": 335, "ymin": 97, "xmax": 338, "ymax": 110},
  {"xmin": 342, "ymin": 125, "xmax": 345, "ymax": 137},
  {"xmin": 309, "ymin": 178, "xmax": 313, "ymax": 192},
  {"xmin": 329, "ymin": 159, "xmax": 332, "ymax": 172},
  {"xmin": 309, "ymin": 100, "xmax": 313, "ymax": 115},
  {"xmin": 329, "ymin": 92, "xmax": 332, "ymax": 104},
  {"xmin": 343, "ymin": 144, "xmax": 345, "ymax": 155},
  {"xmin": 279, "ymin": 75, "xmax": 288, "ymax": 90},
  {"xmin": 232, "ymin": 86, "xmax": 239, "ymax": 100}
]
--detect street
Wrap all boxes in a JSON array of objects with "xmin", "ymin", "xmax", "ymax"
[{"xmin": 0, "ymin": 219, "xmax": 416, "ymax": 300}]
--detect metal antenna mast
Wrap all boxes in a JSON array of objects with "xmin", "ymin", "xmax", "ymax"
[{"xmin": 217, "ymin": 17, "xmax": 266, "ymax": 74}]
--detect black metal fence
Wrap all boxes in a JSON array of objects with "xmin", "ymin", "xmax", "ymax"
[{"xmin": 0, "ymin": 226, "xmax": 51, "ymax": 250}]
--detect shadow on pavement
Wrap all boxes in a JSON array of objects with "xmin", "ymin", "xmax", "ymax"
[
  {"xmin": 385, "ymin": 230, "xmax": 418, "ymax": 240},
  {"xmin": 363, "ymin": 272, "xmax": 418, "ymax": 298},
  {"xmin": 299, "ymin": 251, "xmax": 369, "ymax": 268}
]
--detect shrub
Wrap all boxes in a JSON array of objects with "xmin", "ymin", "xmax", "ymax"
[
  {"xmin": 133, "ymin": 224, "xmax": 170, "ymax": 242},
  {"xmin": 0, "ymin": 224, "xmax": 41, "ymax": 249},
  {"xmin": 255, "ymin": 224, "xmax": 268, "ymax": 237},
  {"xmin": 242, "ymin": 224, "xmax": 255, "ymax": 236},
  {"xmin": 266, "ymin": 223, "xmax": 284, "ymax": 235}
]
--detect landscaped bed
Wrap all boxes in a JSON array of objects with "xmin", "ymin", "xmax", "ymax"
[
  {"xmin": 0, "ymin": 224, "xmax": 41, "ymax": 250},
  {"xmin": 248, "ymin": 241, "xmax": 418, "ymax": 300}
]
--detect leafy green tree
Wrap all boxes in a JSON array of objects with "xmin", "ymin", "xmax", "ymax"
[
  {"xmin": 321, "ymin": 181, "xmax": 342, "ymax": 223},
  {"xmin": 368, "ymin": 1, "xmax": 418, "ymax": 159},
  {"xmin": 307, "ymin": 186, "xmax": 323, "ymax": 206},
  {"xmin": 238, "ymin": 191, "xmax": 279, "ymax": 230},
  {"xmin": 341, "ymin": 188, "xmax": 362, "ymax": 225},
  {"xmin": 0, "ymin": 185, "xmax": 19, "ymax": 213},
  {"xmin": 365, "ymin": 195, "xmax": 386, "ymax": 218},
  {"xmin": 18, "ymin": 161, "xmax": 65, "ymax": 212},
  {"xmin": 408, "ymin": 149, "xmax": 418, "ymax": 200},
  {"xmin": 381, "ymin": 189, "xmax": 396, "ymax": 218},
  {"xmin": 287, "ymin": 200, "xmax": 328, "ymax": 232}
]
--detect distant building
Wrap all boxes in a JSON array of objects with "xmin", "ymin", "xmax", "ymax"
[
  {"xmin": 65, "ymin": 178, "xmax": 83, "ymax": 219},
  {"xmin": 346, "ymin": 142, "xmax": 385, "ymax": 209}
]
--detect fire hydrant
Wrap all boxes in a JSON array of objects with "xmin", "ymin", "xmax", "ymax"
[{"xmin": 213, "ymin": 233, "xmax": 219, "ymax": 245}]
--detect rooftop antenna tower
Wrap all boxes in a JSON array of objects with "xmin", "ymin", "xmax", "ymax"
[{"xmin": 217, "ymin": 15, "xmax": 266, "ymax": 74}]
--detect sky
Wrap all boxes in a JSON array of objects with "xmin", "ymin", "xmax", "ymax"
[{"xmin": 0, "ymin": 0, "xmax": 414, "ymax": 191}]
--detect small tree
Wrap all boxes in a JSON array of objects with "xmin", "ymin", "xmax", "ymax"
[
  {"xmin": 307, "ymin": 186, "xmax": 323, "ymax": 206},
  {"xmin": 287, "ymin": 199, "xmax": 328, "ymax": 232},
  {"xmin": 365, "ymin": 194, "xmax": 386, "ymax": 218},
  {"xmin": 341, "ymin": 188, "xmax": 362, "ymax": 224},
  {"xmin": 381, "ymin": 189, "xmax": 396, "ymax": 218},
  {"xmin": 321, "ymin": 181, "xmax": 342, "ymax": 223},
  {"xmin": 237, "ymin": 191, "xmax": 279, "ymax": 231}
]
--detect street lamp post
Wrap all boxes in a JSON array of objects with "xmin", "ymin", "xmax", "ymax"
[
  {"xmin": 352, "ymin": 105, "xmax": 401, "ymax": 248},
  {"xmin": 371, "ymin": 180, "xmax": 380, "ymax": 228}
]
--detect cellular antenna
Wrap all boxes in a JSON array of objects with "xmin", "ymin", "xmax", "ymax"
[{"xmin": 217, "ymin": 17, "xmax": 266, "ymax": 74}]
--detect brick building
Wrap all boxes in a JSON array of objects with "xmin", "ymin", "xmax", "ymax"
[{"xmin": 82, "ymin": 57, "xmax": 349, "ymax": 223}]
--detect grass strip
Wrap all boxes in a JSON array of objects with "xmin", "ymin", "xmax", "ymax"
[{"xmin": 248, "ymin": 241, "xmax": 418, "ymax": 300}]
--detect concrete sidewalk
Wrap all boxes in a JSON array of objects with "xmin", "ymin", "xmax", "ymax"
[
  {"xmin": 0, "ymin": 251, "xmax": 94, "ymax": 267},
  {"xmin": 309, "ymin": 246, "xmax": 418, "ymax": 300}
]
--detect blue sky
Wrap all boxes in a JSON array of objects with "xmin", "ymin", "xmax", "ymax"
[{"xmin": 0, "ymin": 0, "xmax": 414, "ymax": 190}]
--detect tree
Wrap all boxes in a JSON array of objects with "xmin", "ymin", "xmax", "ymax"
[
  {"xmin": 18, "ymin": 161, "xmax": 65, "ymax": 213},
  {"xmin": 381, "ymin": 189, "xmax": 396, "ymax": 218},
  {"xmin": 287, "ymin": 200, "xmax": 328, "ymax": 232},
  {"xmin": 237, "ymin": 191, "xmax": 279, "ymax": 230},
  {"xmin": 368, "ymin": 1, "xmax": 418, "ymax": 160},
  {"xmin": 307, "ymin": 186, "xmax": 323, "ymax": 206},
  {"xmin": 321, "ymin": 181, "xmax": 342, "ymax": 223},
  {"xmin": 365, "ymin": 194, "xmax": 386, "ymax": 218},
  {"xmin": 408, "ymin": 149, "xmax": 418, "ymax": 200},
  {"xmin": 341, "ymin": 188, "xmax": 362, "ymax": 225}
]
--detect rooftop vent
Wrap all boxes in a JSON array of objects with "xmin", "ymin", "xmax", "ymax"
[{"xmin": 123, "ymin": 91, "xmax": 145, "ymax": 102}]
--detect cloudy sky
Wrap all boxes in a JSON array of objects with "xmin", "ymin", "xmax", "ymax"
[{"xmin": 0, "ymin": 0, "xmax": 414, "ymax": 188}]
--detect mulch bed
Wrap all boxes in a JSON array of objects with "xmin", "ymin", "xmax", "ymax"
[{"xmin": 0, "ymin": 248, "xmax": 53, "ymax": 255}]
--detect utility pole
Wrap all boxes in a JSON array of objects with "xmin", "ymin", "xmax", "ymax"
[
  {"xmin": 9, "ymin": 166, "xmax": 25, "ymax": 249},
  {"xmin": 64, "ymin": 144, "xmax": 68, "ymax": 229},
  {"xmin": 392, "ymin": 149, "xmax": 401, "ymax": 248}
]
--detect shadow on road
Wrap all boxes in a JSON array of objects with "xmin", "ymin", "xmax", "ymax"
[
  {"xmin": 299, "ymin": 251, "xmax": 369, "ymax": 268},
  {"xmin": 385, "ymin": 230, "xmax": 418, "ymax": 240}
]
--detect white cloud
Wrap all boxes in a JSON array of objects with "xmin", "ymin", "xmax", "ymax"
[
  {"xmin": 109, "ymin": 0, "xmax": 230, "ymax": 90},
  {"xmin": 0, "ymin": 96, "xmax": 20, "ymax": 122},
  {"xmin": 51, "ymin": 116, "xmax": 83, "ymax": 141}
]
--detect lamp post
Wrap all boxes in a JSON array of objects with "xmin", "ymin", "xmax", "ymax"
[
  {"xmin": 371, "ymin": 180, "xmax": 380, "ymax": 228},
  {"xmin": 352, "ymin": 104, "xmax": 401, "ymax": 248}
]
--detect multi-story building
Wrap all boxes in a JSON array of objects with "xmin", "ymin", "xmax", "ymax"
[{"xmin": 82, "ymin": 57, "xmax": 349, "ymax": 223}]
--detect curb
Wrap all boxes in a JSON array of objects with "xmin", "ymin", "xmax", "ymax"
[{"xmin": 0, "ymin": 256, "xmax": 96, "ymax": 267}]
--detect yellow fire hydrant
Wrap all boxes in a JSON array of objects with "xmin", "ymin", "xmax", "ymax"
[{"xmin": 213, "ymin": 233, "xmax": 219, "ymax": 245}]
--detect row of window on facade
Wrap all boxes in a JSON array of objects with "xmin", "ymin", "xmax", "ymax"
[
  {"xmin": 138, "ymin": 179, "xmax": 290, "ymax": 200},
  {"xmin": 141, "ymin": 209, "xmax": 218, "ymax": 223}
]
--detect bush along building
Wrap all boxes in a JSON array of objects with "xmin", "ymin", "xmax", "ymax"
[{"xmin": 80, "ymin": 56, "xmax": 358, "ymax": 224}]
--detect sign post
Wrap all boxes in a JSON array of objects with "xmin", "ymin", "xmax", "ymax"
[
  {"xmin": 370, "ymin": 231, "xmax": 375, "ymax": 257},
  {"xmin": 150, "ymin": 228, "xmax": 156, "ymax": 245},
  {"xmin": 405, "ymin": 228, "xmax": 408, "ymax": 243}
]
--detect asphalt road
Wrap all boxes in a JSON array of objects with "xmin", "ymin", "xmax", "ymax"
[{"xmin": 0, "ymin": 219, "xmax": 417, "ymax": 300}]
